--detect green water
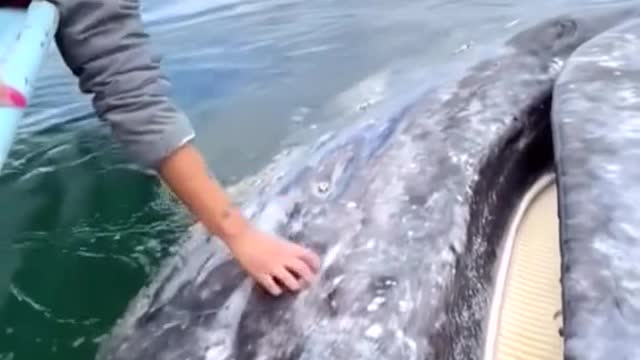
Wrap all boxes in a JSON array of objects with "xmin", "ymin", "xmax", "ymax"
[{"xmin": 0, "ymin": 123, "xmax": 195, "ymax": 359}]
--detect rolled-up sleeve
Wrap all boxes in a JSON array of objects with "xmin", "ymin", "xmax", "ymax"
[{"xmin": 47, "ymin": 0, "xmax": 195, "ymax": 169}]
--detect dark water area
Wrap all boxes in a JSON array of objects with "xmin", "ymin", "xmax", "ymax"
[{"xmin": 0, "ymin": 0, "xmax": 635, "ymax": 358}]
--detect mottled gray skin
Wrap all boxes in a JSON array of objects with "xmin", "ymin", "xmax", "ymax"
[
  {"xmin": 552, "ymin": 18, "xmax": 640, "ymax": 360},
  {"xmin": 96, "ymin": 7, "xmax": 640, "ymax": 360}
]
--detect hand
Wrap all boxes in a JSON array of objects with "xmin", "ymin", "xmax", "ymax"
[
  {"xmin": 227, "ymin": 226, "xmax": 321, "ymax": 296},
  {"xmin": 0, "ymin": 80, "xmax": 26, "ymax": 108},
  {"xmin": 156, "ymin": 144, "xmax": 321, "ymax": 295}
]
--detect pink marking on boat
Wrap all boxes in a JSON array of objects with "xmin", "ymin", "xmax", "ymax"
[
  {"xmin": 7, "ymin": 87, "xmax": 27, "ymax": 108},
  {"xmin": 0, "ymin": 85, "xmax": 27, "ymax": 108}
]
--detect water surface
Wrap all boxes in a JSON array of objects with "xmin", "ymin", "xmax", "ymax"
[{"xmin": 0, "ymin": 0, "xmax": 634, "ymax": 358}]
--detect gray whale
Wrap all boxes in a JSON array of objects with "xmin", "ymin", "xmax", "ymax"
[
  {"xmin": 552, "ymin": 18, "xmax": 640, "ymax": 360},
  {"xmin": 96, "ymin": 6, "xmax": 640, "ymax": 360}
]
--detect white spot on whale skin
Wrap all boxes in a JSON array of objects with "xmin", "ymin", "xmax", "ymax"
[
  {"xmin": 365, "ymin": 324, "xmax": 383, "ymax": 338},
  {"xmin": 549, "ymin": 58, "xmax": 564, "ymax": 74},
  {"xmin": 206, "ymin": 343, "xmax": 230, "ymax": 360},
  {"xmin": 599, "ymin": 59, "xmax": 624, "ymax": 68},
  {"xmin": 322, "ymin": 243, "xmax": 344, "ymax": 269},
  {"xmin": 399, "ymin": 300, "xmax": 412, "ymax": 312},
  {"xmin": 367, "ymin": 296, "xmax": 387, "ymax": 312}
]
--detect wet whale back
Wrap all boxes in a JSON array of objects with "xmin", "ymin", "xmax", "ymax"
[
  {"xmin": 96, "ymin": 6, "xmax": 640, "ymax": 360},
  {"xmin": 552, "ymin": 18, "xmax": 640, "ymax": 360}
]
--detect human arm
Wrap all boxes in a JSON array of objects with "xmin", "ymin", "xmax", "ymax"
[
  {"xmin": 48, "ymin": 0, "xmax": 320, "ymax": 295},
  {"xmin": 159, "ymin": 143, "xmax": 320, "ymax": 295}
]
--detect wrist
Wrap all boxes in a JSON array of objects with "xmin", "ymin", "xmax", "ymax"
[
  {"xmin": 156, "ymin": 143, "xmax": 254, "ymax": 248},
  {"xmin": 206, "ymin": 205, "xmax": 252, "ymax": 246}
]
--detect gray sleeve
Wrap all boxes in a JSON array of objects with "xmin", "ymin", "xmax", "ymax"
[{"xmin": 47, "ymin": 0, "xmax": 195, "ymax": 169}]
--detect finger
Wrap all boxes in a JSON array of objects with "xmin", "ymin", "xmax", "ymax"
[
  {"xmin": 285, "ymin": 258, "xmax": 315, "ymax": 285},
  {"xmin": 274, "ymin": 266, "xmax": 301, "ymax": 292},
  {"xmin": 258, "ymin": 274, "xmax": 282, "ymax": 296},
  {"xmin": 296, "ymin": 247, "xmax": 321, "ymax": 272}
]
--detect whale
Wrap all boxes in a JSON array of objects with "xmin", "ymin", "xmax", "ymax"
[
  {"xmin": 96, "ymin": 6, "xmax": 640, "ymax": 360},
  {"xmin": 552, "ymin": 18, "xmax": 640, "ymax": 360}
]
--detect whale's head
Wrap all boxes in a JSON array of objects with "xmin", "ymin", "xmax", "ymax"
[{"xmin": 507, "ymin": 6, "xmax": 640, "ymax": 61}]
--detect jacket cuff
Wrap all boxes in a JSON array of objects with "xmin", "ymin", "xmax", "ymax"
[{"xmin": 122, "ymin": 108, "xmax": 196, "ymax": 170}]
